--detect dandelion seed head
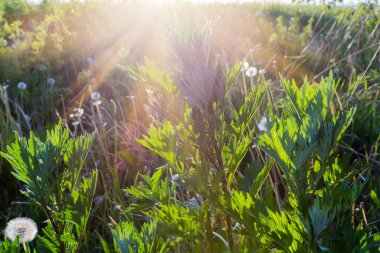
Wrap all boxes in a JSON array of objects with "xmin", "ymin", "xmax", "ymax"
[
  {"xmin": 17, "ymin": 82, "xmax": 27, "ymax": 90},
  {"xmin": 145, "ymin": 88, "xmax": 154, "ymax": 95},
  {"xmin": 47, "ymin": 77, "xmax": 55, "ymax": 85},
  {"xmin": 245, "ymin": 67, "xmax": 257, "ymax": 77},
  {"xmin": 172, "ymin": 174, "xmax": 180, "ymax": 182},
  {"xmin": 71, "ymin": 120, "xmax": 80, "ymax": 126},
  {"xmin": 74, "ymin": 108, "xmax": 84, "ymax": 117},
  {"xmin": 91, "ymin": 91, "xmax": 101, "ymax": 101},
  {"xmin": 39, "ymin": 65, "xmax": 47, "ymax": 72},
  {"xmin": 183, "ymin": 197, "xmax": 202, "ymax": 210},
  {"xmin": 183, "ymin": 198, "xmax": 198, "ymax": 210},
  {"xmin": 87, "ymin": 57, "xmax": 94, "ymax": 65},
  {"xmin": 4, "ymin": 217, "xmax": 38, "ymax": 243},
  {"xmin": 143, "ymin": 104, "xmax": 152, "ymax": 114},
  {"xmin": 240, "ymin": 61, "xmax": 249, "ymax": 72},
  {"xmin": 171, "ymin": 174, "xmax": 181, "ymax": 186},
  {"xmin": 258, "ymin": 116, "xmax": 268, "ymax": 132},
  {"xmin": 90, "ymin": 91, "xmax": 101, "ymax": 105},
  {"xmin": 259, "ymin": 69, "xmax": 266, "ymax": 75}
]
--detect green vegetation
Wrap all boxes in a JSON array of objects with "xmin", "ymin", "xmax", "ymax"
[{"xmin": 0, "ymin": 0, "xmax": 379, "ymax": 252}]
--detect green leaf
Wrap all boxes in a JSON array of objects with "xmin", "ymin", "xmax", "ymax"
[
  {"xmin": 138, "ymin": 122, "xmax": 182, "ymax": 171},
  {"xmin": 250, "ymin": 159, "xmax": 274, "ymax": 197}
]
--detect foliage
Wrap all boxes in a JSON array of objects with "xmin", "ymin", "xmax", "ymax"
[
  {"xmin": 0, "ymin": 237, "xmax": 21, "ymax": 253},
  {"xmin": 104, "ymin": 221, "xmax": 170, "ymax": 253},
  {"xmin": 0, "ymin": 124, "xmax": 98, "ymax": 253}
]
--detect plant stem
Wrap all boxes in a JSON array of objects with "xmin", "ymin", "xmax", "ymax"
[
  {"xmin": 22, "ymin": 242, "xmax": 28, "ymax": 253},
  {"xmin": 206, "ymin": 210, "xmax": 213, "ymax": 252},
  {"xmin": 226, "ymin": 216, "xmax": 234, "ymax": 253}
]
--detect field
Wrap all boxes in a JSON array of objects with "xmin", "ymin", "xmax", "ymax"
[{"xmin": 0, "ymin": 0, "xmax": 379, "ymax": 252}]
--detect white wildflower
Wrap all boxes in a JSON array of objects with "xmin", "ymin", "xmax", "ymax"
[
  {"xmin": 17, "ymin": 82, "xmax": 27, "ymax": 90},
  {"xmin": 4, "ymin": 217, "xmax": 38, "ymax": 243},
  {"xmin": 257, "ymin": 116, "xmax": 267, "ymax": 132},
  {"xmin": 2, "ymin": 40, "xmax": 7, "ymax": 47},
  {"xmin": 245, "ymin": 67, "xmax": 257, "ymax": 77},
  {"xmin": 240, "ymin": 61, "xmax": 249, "ymax": 72},
  {"xmin": 47, "ymin": 77, "xmax": 55, "ymax": 85},
  {"xmin": 259, "ymin": 69, "xmax": 266, "ymax": 75}
]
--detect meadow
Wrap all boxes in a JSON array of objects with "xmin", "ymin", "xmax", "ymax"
[{"xmin": 0, "ymin": 0, "xmax": 379, "ymax": 252}]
